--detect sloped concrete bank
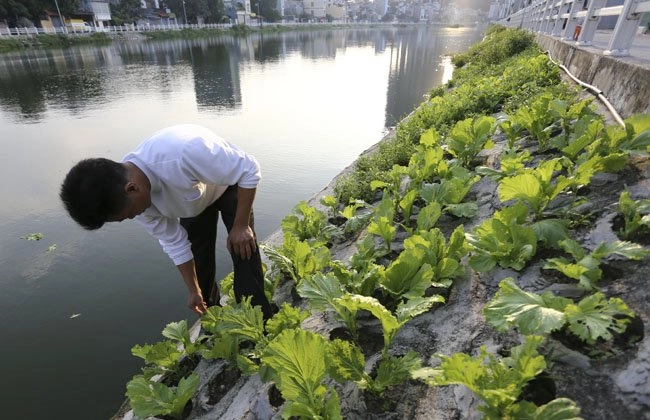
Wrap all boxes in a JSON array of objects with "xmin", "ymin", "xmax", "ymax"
[
  {"xmin": 117, "ymin": 130, "xmax": 650, "ymax": 420},
  {"xmin": 534, "ymin": 33, "xmax": 650, "ymax": 119},
  {"xmin": 117, "ymin": 40, "xmax": 650, "ymax": 419}
]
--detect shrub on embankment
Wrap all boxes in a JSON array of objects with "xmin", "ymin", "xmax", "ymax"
[
  {"xmin": 0, "ymin": 32, "xmax": 111, "ymax": 52},
  {"xmin": 118, "ymin": 25, "xmax": 650, "ymax": 420},
  {"xmin": 334, "ymin": 26, "xmax": 568, "ymax": 203}
]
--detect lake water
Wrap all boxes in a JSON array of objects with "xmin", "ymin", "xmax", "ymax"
[{"xmin": 0, "ymin": 26, "xmax": 484, "ymax": 419}]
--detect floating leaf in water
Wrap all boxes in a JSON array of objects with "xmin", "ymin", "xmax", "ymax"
[
  {"xmin": 47, "ymin": 244, "xmax": 57, "ymax": 253},
  {"xmin": 69, "ymin": 314, "xmax": 81, "ymax": 319},
  {"xmin": 22, "ymin": 233, "xmax": 44, "ymax": 241}
]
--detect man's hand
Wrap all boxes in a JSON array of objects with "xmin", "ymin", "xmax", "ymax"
[
  {"xmin": 188, "ymin": 291, "xmax": 207, "ymax": 315},
  {"xmin": 227, "ymin": 225, "xmax": 257, "ymax": 260}
]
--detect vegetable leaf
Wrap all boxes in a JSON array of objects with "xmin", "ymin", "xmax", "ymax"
[
  {"xmin": 326, "ymin": 339, "xmax": 366, "ymax": 384},
  {"xmin": 126, "ymin": 373, "xmax": 199, "ymax": 419},
  {"xmin": 261, "ymin": 329, "xmax": 333, "ymax": 418},
  {"xmin": 564, "ymin": 293, "xmax": 634, "ymax": 344},
  {"xmin": 483, "ymin": 278, "xmax": 570, "ymax": 335},
  {"xmin": 413, "ymin": 336, "xmax": 547, "ymax": 417}
]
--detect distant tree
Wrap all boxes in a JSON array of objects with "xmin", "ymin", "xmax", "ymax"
[
  {"xmin": 110, "ymin": 0, "xmax": 142, "ymax": 25},
  {"xmin": 166, "ymin": 0, "xmax": 223, "ymax": 23},
  {"xmin": 0, "ymin": 0, "xmax": 51, "ymax": 26},
  {"xmin": 164, "ymin": 0, "xmax": 184, "ymax": 22},
  {"xmin": 204, "ymin": 0, "xmax": 225, "ymax": 23},
  {"xmin": 251, "ymin": 0, "xmax": 280, "ymax": 22},
  {"xmin": 25, "ymin": 0, "xmax": 50, "ymax": 20},
  {"xmin": 56, "ymin": 0, "xmax": 81, "ymax": 16},
  {"xmin": 189, "ymin": 0, "xmax": 211, "ymax": 22},
  {"xmin": 0, "ymin": 0, "xmax": 29, "ymax": 25}
]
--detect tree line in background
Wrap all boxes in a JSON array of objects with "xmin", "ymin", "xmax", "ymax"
[
  {"xmin": 0, "ymin": 0, "xmax": 243, "ymax": 28},
  {"xmin": 1, "ymin": 0, "xmax": 77, "ymax": 27}
]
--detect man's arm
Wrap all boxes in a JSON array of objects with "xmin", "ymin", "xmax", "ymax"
[
  {"xmin": 227, "ymin": 186, "xmax": 257, "ymax": 260},
  {"xmin": 177, "ymin": 259, "xmax": 207, "ymax": 315}
]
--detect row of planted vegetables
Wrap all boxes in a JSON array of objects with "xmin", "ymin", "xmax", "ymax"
[{"xmin": 121, "ymin": 26, "xmax": 650, "ymax": 419}]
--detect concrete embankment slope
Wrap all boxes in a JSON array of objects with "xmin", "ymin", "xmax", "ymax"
[
  {"xmin": 116, "ymin": 31, "xmax": 650, "ymax": 420},
  {"xmin": 535, "ymin": 32, "xmax": 650, "ymax": 119}
]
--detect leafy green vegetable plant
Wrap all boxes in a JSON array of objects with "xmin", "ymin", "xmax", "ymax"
[
  {"xmin": 466, "ymin": 203, "xmax": 538, "ymax": 271},
  {"xmin": 131, "ymin": 320, "xmax": 206, "ymax": 380},
  {"xmin": 282, "ymin": 200, "xmax": 337, "ymax": 245},
  {"xmin": 406, "ymin": 128, "xmax": 445, "ymax": 186},
  {"xmin": 380, "ymin": 227, "xmax": 467, "ymax": 305},
  {"xmin": 399, "ymin": 189, "xmax": 419, "ymax": 224},
  {"xmin": 615, "ymin": 189, "xmax": 650, "ymax": 240},
  {"xmin": 260, "ymin": 328, "xmax": 342, "ymax": 420},
  {"xmin": 371, "ymin": 165, "xmax": 408, "ymax": 208},
  {"xmin": 336, "ymin": 294, "xmax": 441, "ymax": 355},
  {"xmin": 200, "ymin": 298, "xmax": 309, "ymax": 375},
  {"xmin": 558, "ymin": 116, "xmax": 604, "ymax": 162},
  {"xmin": 261, "ymin": 235, "xmax": 331, "ymax": 285},
  {"xmin": 296, "ymin": 272, "xmax": 359, "ymax": 338},
  {"xmin": 543, "ymin": 238, "xmax": 650, "ymax": 290},
  {"xmin": 367, "ymin": 216, "xmax": 396, "ymax": 253},
  {"xmin": 298, "ymin": 271, "xmax": 442, "ymax": 346},
  {"xmin": 512, "ymin": 93, "xmax": 567, "ymax": 152},
  {"xmin": 319, "ymin": 194, "xmax": 339, "ymax": 216},
  {"xmin": 476, "ymin": 148, "xmax": 532, "ymax": 181},
  {"xmin": 329, "ymin": 259, "xmax": 383, "ymax": 297},
  {"xmin": 297, "ymin": 290, "xmax": 430, "ymax": 396},
  {"xmin": 445, "ymin": 115, "xmax": 496, "ymax": 167},
  {"xmin": 199, "ymin": 299, "xmax": 264, "ymax": 372},
  {"xmin": 366, "ymin": 194, "xmax": 397, "ymax": 252},
  {"xmin": 496, "ymin": 113, "xmax": 525, "ymax": 148},
  {"xmin": 327, "ymin": 339, "xmax": 422, "ymax": 395},
  {"xmin": 484, "ymin": 278, "xmax": 635, "ymax": 345},
  {"xmin": 131, "ymin": 340, "xmax": 184, "ymax": 379},
  {"xmin": 419, "ymin": 164, "xmax": 480, "ymax": 218},
  {"xmin": 126, "ymin": 373, "xmax": 199, "ymax": 420},
  {"xmin": 413, "ymin": 201, "xmax": 443, "ymax": 233},
  {"xmin": 337, "ymin": 199, "xmax": 373, "ymax": 236},
  {"xmin": 412, "ymin": 335, "xmax": 582, "ymax": 419},
  {"xmin": 161, "ymin": 320, "xmax": 204, "ymax": 357},
  {"xmin": 497, "ymin": 158, "xmax": 576, "ymax": 218},
  {"xmin": 596, "ymin": 114, "xmax": 650, "ymax": 155}
]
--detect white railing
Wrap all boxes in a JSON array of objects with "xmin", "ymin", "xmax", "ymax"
[
  {"xmin": 0, "ymin": 20, "xmax": 419, "ymax": 38},
  {"xmin": 0, "ymin": 22, "xmax": 234, "ymax": 37},
  {"xmin": 497, "ymin": 0, "xmax": 650, "ymax": 56}
]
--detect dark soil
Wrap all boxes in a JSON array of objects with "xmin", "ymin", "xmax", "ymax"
[
  {"xmin": 611, "ymin": 214, "xmax": 650, "ymax": 245},
  {"xmin": 206, "ymin": 365, "xmax": 242, "ymax": 405},
  {"xmin": 268, "ymin": 384, "xmax": 284, "ymax": 408}
]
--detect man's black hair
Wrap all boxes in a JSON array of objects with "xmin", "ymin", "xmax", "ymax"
[{"xmin": 60, "ymin": 158, "xmax": 129, "ymax": 230}]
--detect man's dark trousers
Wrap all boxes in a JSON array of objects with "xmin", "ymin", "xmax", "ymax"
[{"xmin": 180, "ymin": 185, "xmax": 274, "ymax": 319}]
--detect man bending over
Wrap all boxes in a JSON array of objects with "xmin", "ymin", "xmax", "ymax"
[{"xmin": 60, "ymin": 124, "xmax": 274, "ymax": 318}]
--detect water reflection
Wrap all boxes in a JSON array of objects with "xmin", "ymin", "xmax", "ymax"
[
  {"xmin": 0, "ymin": 27, "xmax": 482, "ymax": 124},
  {"xmin": 0, "ymin": 26, "xmax": 485, "ymax": 420}
]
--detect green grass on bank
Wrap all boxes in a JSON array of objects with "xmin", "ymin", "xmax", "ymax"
[
  {"xmin": 139, "ymin": 23, "xmax": 388, "ymax": 40},
  {"xmin": 0, "ymin": 32, "xmax": 111, "ymax": 52},
  {"xmin": 0, "ymin": 22, "xmax": 453, "ymax": 52},
  {"xmin": 333, "ymin": 26, "xmax": 575, "ymax": 203},
  {"xmin": 0, "ymin": 23, "xmax": 378, "ymax": 51},
  {"xmin": 118, "ymin": 25, "xmax": 650, "ymax": 419}
]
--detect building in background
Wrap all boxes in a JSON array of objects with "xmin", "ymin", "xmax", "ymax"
[
  {"xmin": 81, "ymin": 0, "xmax": 112, "ymax": 28},
  {"xmin": 303, "ymin": 0, "xmax": 327, "ymax": 20},
  {"xmin": 374, "ymin": 0, "xmax": 388, "ymax": 17},
  {"xmin": 326, "ymin": 2, "xmax": 347, "ymax": 21}
]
